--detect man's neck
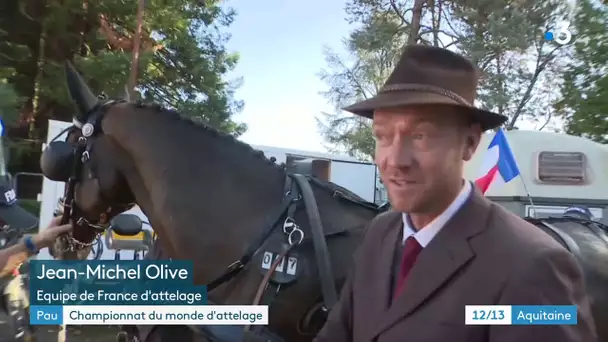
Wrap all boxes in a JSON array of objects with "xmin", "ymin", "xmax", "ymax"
[{"xmin": 409, "ymin": 181, "xmax": 466, "ymax": 230}]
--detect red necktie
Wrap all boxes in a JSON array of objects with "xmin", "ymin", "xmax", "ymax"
[{"xmin": 393, "ymin": 236, "xmax": 423, "ymax": 299}]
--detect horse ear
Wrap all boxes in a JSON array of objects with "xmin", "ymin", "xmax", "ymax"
[{"xmin": 64, "ymin": 61, "xmax": 99, "ymax": 125}]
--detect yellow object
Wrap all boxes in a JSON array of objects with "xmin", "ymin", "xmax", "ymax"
[
  {"xmin": 111, "ymin": 231, "xmax": 145, "ymax": 241},
  {"xmin": 5, "ymin": 273, "xmax": 28, "ymax": 308}
]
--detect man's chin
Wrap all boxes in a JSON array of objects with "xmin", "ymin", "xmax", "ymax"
[{"xmin": 387, "ymin": 199, "xmax": 422, "ymax": 213}]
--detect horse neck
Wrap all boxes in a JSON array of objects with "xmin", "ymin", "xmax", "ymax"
[{"xmin": 103, "ymin": 106, "xmax": 286, "ymax": 282}]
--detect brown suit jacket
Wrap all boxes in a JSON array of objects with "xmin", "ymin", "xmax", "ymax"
[{"xmin": 315, "ymin": 188, "xmax": 597, "ymax": 342}]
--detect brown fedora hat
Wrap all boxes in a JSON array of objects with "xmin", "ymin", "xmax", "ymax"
[{"xmin": 343, "ymin": 45, "xmax": 507, "ymax": 131}]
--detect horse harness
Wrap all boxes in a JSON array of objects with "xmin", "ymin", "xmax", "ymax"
[
  {"xmin": 190, "ymin": 173, "xmax": 345, "ymax": 341},
  {"xmin": 42, "ymin": 97, "xmax": 370, "ymax": 341},
  {"xmin": 120, "ymin": 173, "xmax": 348, "ymax": 342},
  {"xmin": 43, "ymin": 97, "xmax": 136, "ymax": 254}
]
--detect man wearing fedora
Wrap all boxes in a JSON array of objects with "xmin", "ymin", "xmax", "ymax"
[{"xmin": 314, "ymin": 45, "xmax": 596, "ymax": 341}]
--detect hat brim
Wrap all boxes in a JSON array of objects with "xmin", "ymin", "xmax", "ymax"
[
  {"xmin": 0, "ymin": 204, "xmax": 39, "ymax": 231},
  {"xmin": 343, "ymin": 91, "xmax": 507, "ymax": 131}
]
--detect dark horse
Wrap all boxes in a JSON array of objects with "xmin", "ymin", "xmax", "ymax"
[
  {"xmin": 41, "ymin": 63, "xmax": 381, "ymax": 342},
  {"xmin": 42, "ymin": 63, "xmax": 608, "ymax": 342}
]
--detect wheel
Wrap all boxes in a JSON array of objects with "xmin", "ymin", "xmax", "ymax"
[
  {"xmin": 23, "ymin": 306, "xmax": 36, "ymax": 341},
  {"xmin": 7, "ymin": 297, "xmax": 28, "ymax": 342},
  {"xmin": 5, "ymin": 274, "xmax": 36, "ymax": 342}
]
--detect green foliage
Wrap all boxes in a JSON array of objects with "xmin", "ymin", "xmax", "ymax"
[
  {"xmin": 319, "ymin": 0, "xmax": 571, "ymax": 158},
  {"xmin": 317, "ymin": 0, "xmax": 409, "ymax": 159},
  {"xmin": 0, "ymin": 82, "xmax": 23, "ymax": 125},
  {"xmin": 0, "ymin": 0, "xmax": 246, "ymax": 175},
  {"xmin": 455, "ymin": 0, "xmax": 569, "ymax": 129},
  {"xmin": 556, "ymin": 0, "xmax": 608, "ymax": 143}
]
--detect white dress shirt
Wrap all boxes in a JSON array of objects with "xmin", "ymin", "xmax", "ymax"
[{"xmin": 402, "ymin": 181, "xmax": 472, "ymax": 246}]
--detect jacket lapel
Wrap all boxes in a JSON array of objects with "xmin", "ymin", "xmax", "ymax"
[
  {"xmin": 371, "ymin": 189, "xmax": 493, "ymax": 338},
  {"xmin": 368, "ymin": 213, "xmax": 402, "ymax": 315}
]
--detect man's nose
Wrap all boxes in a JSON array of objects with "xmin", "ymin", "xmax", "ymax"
[{"xmin": 387, "ymin": 138, "xmax": 415, "ymax": 168}]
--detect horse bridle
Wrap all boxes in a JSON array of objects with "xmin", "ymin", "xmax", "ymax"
[{"xmin": 51, "ymin": 98, "xmax": 135, "ymax": 253}]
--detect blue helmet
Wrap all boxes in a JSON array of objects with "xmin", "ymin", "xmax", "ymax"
[{"xmin": 563, "ymin": 206, "xmax": 594, "ymax": 220}]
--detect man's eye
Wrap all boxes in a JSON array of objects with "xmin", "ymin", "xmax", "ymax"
[{"xmin": 412, "ymin": 132, "xmax": 426, "ymax": 140}]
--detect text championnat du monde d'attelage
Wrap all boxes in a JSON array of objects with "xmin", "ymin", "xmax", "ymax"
[{"xmin": 35, "ymin": 262, "xmax": 188, "ymax": 280}]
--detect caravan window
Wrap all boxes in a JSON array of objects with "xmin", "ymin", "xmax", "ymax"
[{"xmin": 537, "ymin": 151, "xmax": 586, "ymax": 184}]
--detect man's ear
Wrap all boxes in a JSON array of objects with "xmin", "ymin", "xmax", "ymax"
[{"xmin": 463, "ymin": 124, "xmax": 483, "ymax": 161}]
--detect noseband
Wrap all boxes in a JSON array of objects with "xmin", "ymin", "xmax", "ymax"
[{"xmin": 47, "ymin": 97, "xmax": 135, "ymax": 253}]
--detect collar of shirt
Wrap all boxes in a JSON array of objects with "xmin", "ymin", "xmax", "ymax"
[{"xmin": 401, "ymin": 181, "xmax": 473, "ymax": 247}]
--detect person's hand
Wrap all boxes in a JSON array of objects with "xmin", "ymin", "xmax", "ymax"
[{"xmin": 33, "ymin": 216, "xmax": 73, "ymax": 249}]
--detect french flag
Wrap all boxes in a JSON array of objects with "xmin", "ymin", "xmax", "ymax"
[{"xmin": 475, "ymin": 129, "xmax": 521, "ymax": 194}]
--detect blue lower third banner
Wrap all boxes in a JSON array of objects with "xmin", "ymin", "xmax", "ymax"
[
  {"xmin": 30, "ymin": 305, "xmax": 269, "ymax": 325},
  {"xmin": 465, "ymin": 305, "xmax": 578, "ymax": 325}
]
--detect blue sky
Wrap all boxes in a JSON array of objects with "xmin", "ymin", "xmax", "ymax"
[{"xmin": 222, "ymin": 0, "xmax": 352, "ymax": 152}]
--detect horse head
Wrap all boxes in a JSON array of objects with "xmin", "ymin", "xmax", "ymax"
[{"xmin": 40, "ymin": 61, "xmax": 136, "ymax": 259}]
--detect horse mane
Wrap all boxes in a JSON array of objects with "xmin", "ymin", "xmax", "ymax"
[
  {"xmin": 130, "ymin": 100, "xmax": 287, "ymax": 172},
  {"xmin": 126, "ymin": 101, "xmax": 378, "ymax": 210}
]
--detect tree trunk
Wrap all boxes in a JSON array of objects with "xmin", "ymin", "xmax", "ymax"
[
  {"xmin": 127, "ymin": 0, "xmax": 146, "ymax": 99},
  {"xmin": 407, "ymin": 0, "xmax": 428, "ymax": 45},
  {"xmin": 30, "ymin": 23, "xmax": 47, "ymax": 140}
]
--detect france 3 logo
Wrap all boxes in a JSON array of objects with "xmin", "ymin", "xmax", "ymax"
[{"xmin": 545, "ymin": 21, "xmax": 573, "ymax": 45}]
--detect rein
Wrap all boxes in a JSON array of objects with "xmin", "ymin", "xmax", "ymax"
[
  {"xmin": 207, "ymin": 186, "xmax": 300, "ymax": 291},
  {"xmin": 47, "ymin": 97, "xmax": 304, "ymax": 292}
]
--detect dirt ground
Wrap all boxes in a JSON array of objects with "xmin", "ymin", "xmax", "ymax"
[
  {"xmin": 37, "ymin": 326, "xmax": 121, "ymax": 342},
  {"xmin": 0, "ymin": 321, "xmax": 121, "ymax": 342}
]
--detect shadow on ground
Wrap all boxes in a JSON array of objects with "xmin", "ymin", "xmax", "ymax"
[
  {"xmin": 37, "ymin": 326, "xmax": 121, "ymax": 342},
  {"xmin": 0, "ymin": 320, "xmax": 120, "ymax": 342}
]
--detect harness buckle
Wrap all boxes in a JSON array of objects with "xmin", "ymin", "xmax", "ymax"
[
  {"xmin": 81, "ymin": 151, "xmax": 90, "ymax": 162},
  {"xmin": 282, "ymin": 217, "xmax": 297, "ymax": 234},
  {"xmin": 226, "ymin": 260, "xmax": 244, "ymax": 272},
  {"xmin": 288, "ymin": 228, "xmax": 304, "ymax": 246}
]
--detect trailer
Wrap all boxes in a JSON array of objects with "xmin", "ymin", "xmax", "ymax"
[
  {"xmin": 252, "ymin": 144, "xmax": 378, "ymax": 203},
  {"xmin": 464, "ymin": 130, "xmax": 608, "ymax": 224},
  {"xmin": 37, "ymin": 119, "xmax": 380, "ymax": 260}
]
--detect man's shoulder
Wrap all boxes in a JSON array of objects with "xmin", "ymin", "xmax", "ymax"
[
  {"xmin": 371, "ymin": 209, "xmax": 401, "ymax": 230},
  {"xmin": 359, "ymin": 210, "xmax": 401, "ymax": 242}
]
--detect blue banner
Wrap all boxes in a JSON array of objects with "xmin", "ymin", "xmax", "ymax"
[
  {"xmin": 30, "ymin": 260, "xmax": 207, "ymax": 305},
  {"xmin": 511, "ymin": 305, "xmax": 577, "ymax": 325}
]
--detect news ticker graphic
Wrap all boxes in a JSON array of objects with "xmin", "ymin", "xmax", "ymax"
[
  {"xmin": 465, "ymin": 305, "xmax": 577, "ymax": 325},
  {"xmin": 30, "ymin": 305, "xmax": 269, "ymax": 325},
  {"xmin": 30, "ymin": 260, "xmax": 207, "ymax": 306},
  {"xmin": 30, "ymin": 260, "xmax": 271, "ymax": 325}
]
